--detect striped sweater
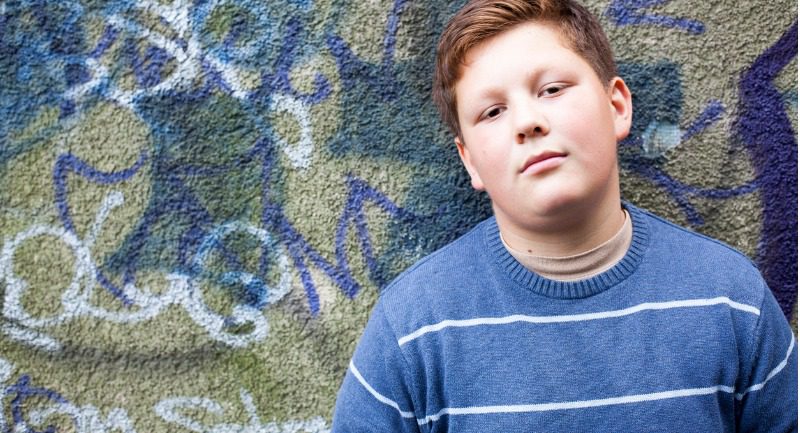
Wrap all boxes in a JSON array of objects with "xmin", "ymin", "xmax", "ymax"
[{"xmin": 332, "ymin": 204, "xmax": 797, "ymax": 432}]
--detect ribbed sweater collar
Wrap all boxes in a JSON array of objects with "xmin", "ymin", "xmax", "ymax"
[{"xmin": 484, "ymin": 202, "xmax": 650, "ymax": 299}]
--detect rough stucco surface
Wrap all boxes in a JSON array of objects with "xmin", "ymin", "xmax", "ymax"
[{"xmin": 0, "ymin": 0, "xmax": 796, "ymax": 431}]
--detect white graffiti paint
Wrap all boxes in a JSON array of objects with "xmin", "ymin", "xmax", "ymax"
[
  {"xmin": 63, "ymin": 56, "xmax": 109, "ymax": 108},
  {"xmin": 86, "ymin": 191, "xmax": 125, "ymax": 251},
  {"xmin": 65, "ymin": 0, "xmax": 318, "ymax": 171},
  {"xmin": 206, "ymin": 55, "xmax": 251, "ymax": 99},
  {"xmin": 63, "ymin": 0, "xmax": 219, "ymax": 108},
  {"xmin": 0, "ymin": 357, "xmax": 11, "ymax": 384},
  {"xmin": 0, "ymin": 362, "xmax": 328, "ymax": 433},
  {"xmin": 270, "ymin": 93, "xmax": 315, "ymax": 170},
  {"xmin": 103, "ymin": 0, "xmax": 201, "ymax": 108},
  {"xmin": 0, "ymin": 191, "xmax": 293, "ymax": 351},
  {"xmin": 0, "ymin": 356, "xmax": 11, "ymax": 430},
  {"xmin": 194, "ymin": 221, "xmax": 293, "ymax": 306},
  {"xmin": 26, "ymin": 404, "xmax": 136, "ymax": 433},
  {"xmin": 641, "ymin": 120, "xmax": 682, "ymax": 158},
  {"xmin": 155, "ymin": 388, "xmax": 330, "ymax": 433},
  {"xmin": 0, "ymin": 356, "xmax": 128, "ymax": 433},
  {"xmin": 1, "ymin": 321, "xmax": 61, "ymax": 352},
  {"xmin": 2, "ymin": 224, "xmax": 92, "ymax": 329}
]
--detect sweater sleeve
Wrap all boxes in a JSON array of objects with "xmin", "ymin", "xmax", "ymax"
[
  {"xmin": 332, "ymin": 300, "xmax": 421, "ymax": 433},
  {"xmin": 736, "ymin": 285, "xmax": 797, "ymax": 433}
]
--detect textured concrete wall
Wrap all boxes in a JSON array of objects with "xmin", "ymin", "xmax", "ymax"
[{"xmin": 0, "ymin": 0, "xmax": 796, "ymax": 431}]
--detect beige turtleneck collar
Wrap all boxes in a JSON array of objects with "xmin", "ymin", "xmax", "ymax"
[{"xmin": 500, "ymin": 209, "xmax": 633, "ymax": 282}]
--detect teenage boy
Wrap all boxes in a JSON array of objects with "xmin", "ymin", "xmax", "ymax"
[{"xmin": 332, "ymin": 0, "xmax": 797, "ymax": 431}]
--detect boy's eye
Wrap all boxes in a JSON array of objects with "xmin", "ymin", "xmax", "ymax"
[
  {"xmin": 539, "ymin": 85, "xmax": 565, "ymax": 97},
  {"xmin": 482, "ymin": 106, "xmax": 504, "ymax": 119}
]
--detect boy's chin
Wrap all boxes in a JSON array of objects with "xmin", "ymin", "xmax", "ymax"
[
  {"xmin": 528, "ymin": 190, "xmax": 588, "ymax": 217},
  {"xmin": 497, "ymin": 190, "xmax": 604, "ymax": 230}
]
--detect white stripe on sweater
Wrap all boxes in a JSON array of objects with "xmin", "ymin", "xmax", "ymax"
[
  {"xmin": 415, "ymin": 333, "xmax": 796, "ymax": 425},
  {"xmin": 416, "ymin": 385, "xmax": 736, "ymax": 425},
  {"xmin": 735, "ymin": 333, "xmax": 796, "ymax": 400},
  {"xmin": 398, "ymin": 297, "xmax": 760, "ymax": 346},
  {"xmin": 349, "ymin": 360, "xmax": 416, "ymax": 419},
  {"xmin": 353, "ymin": 334, "xmax": 795, "ymax": 425}
]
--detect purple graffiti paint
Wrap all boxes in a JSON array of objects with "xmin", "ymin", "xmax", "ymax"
[{"xmin": 736, "ymin": 22, "xmax": 798, "ymax": 319}]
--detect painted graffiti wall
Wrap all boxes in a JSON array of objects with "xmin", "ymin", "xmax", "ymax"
[{"xmin": 0, "ymin": 0, "xmax": 796, "ymax": 431}]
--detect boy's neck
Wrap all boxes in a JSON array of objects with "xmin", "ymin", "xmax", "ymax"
[{"xmin": 495, "ymin": 194, "xmax": 626, "ymax": 258}]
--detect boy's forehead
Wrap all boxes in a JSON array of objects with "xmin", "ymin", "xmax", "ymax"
[
  {"xmin": 459, "ymin": 20, "xmax": 570, "ymax": 76},
  {"xmin": 461, "ymin": 20, "xmax": 569, "ymax": 67}
]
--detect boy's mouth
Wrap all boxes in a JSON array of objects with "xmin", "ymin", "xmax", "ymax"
[{"xmin": 520, "ymin": 151, "xmax": 568, "ymax": 175}]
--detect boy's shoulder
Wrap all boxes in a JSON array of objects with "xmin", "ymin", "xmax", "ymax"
[{"xmin": 632, "ymin": 204, "xmax": 768, "ymax": 300}]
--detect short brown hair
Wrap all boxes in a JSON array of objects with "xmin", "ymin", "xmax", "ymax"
[{"xmin": 433, "ymin": 0, "xmax": 618, "ymax": 137}]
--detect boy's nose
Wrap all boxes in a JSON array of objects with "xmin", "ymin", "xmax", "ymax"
[{"xmin": 514, "ymin": 103, "xmax": 549, "ymax": 144}]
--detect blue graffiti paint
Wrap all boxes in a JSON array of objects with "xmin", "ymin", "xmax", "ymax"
[
  {"xmin": 79, "ymin": 4, "xmax": 422, "ymax": 315},
  {"xmin": 53, "ymin": 150, "xmax": 149, "ymax": 233},
  {"xmin": 25, "ymin": 0, "xmax": 86, "ymax": 55},
  {"xmin": 257, "ymin": 137, "xmax": 423, "ymax": 313},
  {"xmin": 1, "ymin": 2, "xmax": 129, "ymax": 161},
  {"xmin": 735, "ymin": 22, "xmax": 798, "ymax": 318},
  {"xmin": 622, "ymin": 144, "xmax": 758, "ymax": 224},
  {"xmin": 782, "ymin": 89, "xmax": 798, "ymax": 111},
  {"xmin": 192, "ymin": 220, "xmax": 277, "ymax": 310},
  {"xmin": 335, "ymin": 175, "xmax": 420, "ymax": 293},
  {"xmin": 124, "ymin": 38, "xmax": 173, "ymax": 89},
  {"xmin": 221, "ymin": 11, "xmax": 247, "ymax": 50},
  {"xmin": 322, "ymin": 0, "xmax": 496, "ymax": 268},
  {"xmin": 324, "ymin": 2, "xmax": 461, "ymax": 162},
  {"xmin": 88, "ymin": 25, "xmax": 118, "ymax": 59},
  {"xmin": 289, "ymin": 0, "xmax": 314, "ymax": 9},
  {"xmin": 0, "ymin": 3, "xmax": 73, "ymax": 163},
  {"xmin": 104, "ymin": 170, "xmax": 216, "ymax": 287},
  {"xmin": 383, "ymin": 0, "xmax": 408, "ymax": 70},
  {"xmin": 258, "ymin": 17, "xmax": 332, "ymax": 105},
  {"xmin": 123, "ymin": 9, "xmax": 334, "ymax": 106},
  {"xmin": 6, "ymin": 374, "xmax": 68, "ymax": 433},
  {"xmin": 192, "ymin": 0, "xmax": 278, "ymax": 65},
  {"xmin": 14, "ymin": 0, "xmax": 788, "ymax": 328},
  {"xmin": 82, "ymin": 111, "xmax": 422, "ymax": 316},
  {"xmin": 324, "ymin": 0, "xmax": 408, "ymax": 102},
  {"xmin": 52, "ymin": 149, "xmax": 149, "ymax": 304},
  {"xmin": 616, "ymin": 62, "xmax": 756, "ymax": 225},
  {"xmin": 101, "ymin": 88, "xmax": 266, "ymax": 289},
  {"xmin": 63, "ymin": 62, "xmax": 90, "ymax": 87},
  {"xmin": 606, "ymin": 0, "xmax": 705, "ymax": 34},
  {"xmin": 681, "ymin": 100, "xmax": 725, "ymax": 142},
  {"xmin": 220, "ymin": 271, "xmax": 269, "ymax": 310},
  {"xmin": 619, "ymin": 61, "xmax": 684, "ymax": 143},
  {"xmin": 58, "ymin": 100, "xmax": 76, "ymax": 119}
]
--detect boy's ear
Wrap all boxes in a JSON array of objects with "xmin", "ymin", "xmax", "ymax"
[
  {"xmin": 608, "ymin": 77, "xmax": 633, "ymax": 142},
  {"xmin": 455, "ymin": 136, "xmax": 486, "ymax": 191}
]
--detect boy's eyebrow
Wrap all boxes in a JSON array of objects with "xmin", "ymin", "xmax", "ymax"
[
  {"xmin": 465, "ymin": 69, "xmax": 547, "ymax": 107},
  {"xmin": 456, "ymin": 87, "xmax": 502, "ymax": 119},
  {"xmin": 473, "ymin": 87, "xmax": 505, "ymax": 102}
]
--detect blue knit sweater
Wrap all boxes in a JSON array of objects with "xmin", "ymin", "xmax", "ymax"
[{"xmin": 332, "ymin": 204, "xmax": 797, "ymax": 432}]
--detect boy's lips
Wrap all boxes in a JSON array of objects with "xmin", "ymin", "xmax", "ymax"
[{"xmin": 520, "ymin": 151, "xmax": 568, "ymax": 175}]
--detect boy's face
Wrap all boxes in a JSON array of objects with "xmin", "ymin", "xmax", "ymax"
[{"xmin": 454, "ymin": 21, "xmax": 632, "ymax": 234}]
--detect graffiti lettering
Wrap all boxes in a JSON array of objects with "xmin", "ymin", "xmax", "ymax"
[
  {"xmin": 155, "ymin": 389, "xmax": 330, "ymax": 433},
  {"xmin": 270, "ymin": 93, "xmax": 314, "ymax": 170},
  {"xmin": 1, "ymin": 192, "xmax": 277, "ymax": 351},
  {"xmin": 605, "ymin": 0, "xmax": 705, "ymax": 34},
  {"xmin": 0, "ymin": 358, "xmax": 329, "ymax": 433}
]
